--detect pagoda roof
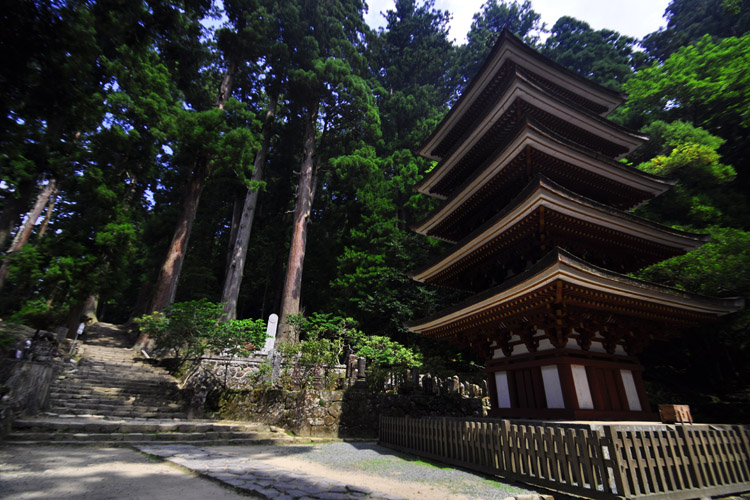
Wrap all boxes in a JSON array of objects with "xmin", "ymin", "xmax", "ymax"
[
  {"xmin": 417, "ymin": 29, "xmax": 629, "ymax": 162},
  {"xmin": 415, "ymin": 70, "xmax": 648, "ymax": 198},
  {"xmin": 413, "ymin": 120, "xmax": 672, "ymax": 241},
  {"xmin": 410, "ymin": 175, "xmax": 708, "ymax": 288},
  {"xmin": 406, "ymin": 248, "xmax": 743, "ymax": 340}
]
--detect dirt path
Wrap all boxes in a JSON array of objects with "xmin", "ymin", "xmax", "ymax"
[
  {"xmin": 204, "ymin": 442, "xmax": 535, "ymax": 500},
  {"xmin": 0, "ymin": 445, "xmax": 258, "ymax": 500}
]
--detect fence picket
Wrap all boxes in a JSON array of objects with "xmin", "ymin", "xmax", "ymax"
[
  {"xmin": 489, "ymin": 422, "xmax": 499, "ymax": 471},
  {"xmin": 544, "ymin": 426, "xmax": 559, "ymax": 483},
  {"xmin": 655, "ymin": 427, "xmax": 677, "ymax": 491},
  {"xmin": 725, "ymin": 428, "xmax": 748, "ymax": 481},
  {"xmin": 562, "ymin": 428, "xmax": 580, "ymax": 487}
]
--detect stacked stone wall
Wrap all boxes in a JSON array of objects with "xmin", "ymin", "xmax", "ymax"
[
  {"xmin": 0, "ymin": 360, "xmax": 59, "ymax": 439},
  {"xmin": 217, "ymin": 388, "xmax": 489, "ymax": 438}
]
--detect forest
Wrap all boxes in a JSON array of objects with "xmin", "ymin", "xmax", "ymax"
[{"xmin": 1, "ymin": 0, "xmax": 749, "ymax": 410}]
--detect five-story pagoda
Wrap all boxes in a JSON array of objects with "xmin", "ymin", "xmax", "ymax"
[{"xmin": 406, "ymin": 30, "xmax": 743, "ymax": 421}]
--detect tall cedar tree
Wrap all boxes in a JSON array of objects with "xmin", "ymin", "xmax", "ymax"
[
  {"xmin": 325, "ymin": 0, "xmax": 460, "ymax": 339},
  {"xmin": 641, "ymin": 0, "xmax": 750, "ymax": 62},
  {"xmin": 219, "ymin": 0, "xmax": 285, "ymax": 320},
  {"xmin": 456, "ymin": 0, "xmax": 545, "ymax": 90},
  {"xmin": 542, "ymin": 17, "xmax": 637, "ymax": 91},
  {"xmin": 0, "ymin": 0, "xmax": 211, "ymax": 332},
  {"xmin": 146, "ymin": 3, "xmax": 259, "ymax": 319},
  {"xmin": 277, "ymin": 0, "xmax": 378, "ymax": 343}
]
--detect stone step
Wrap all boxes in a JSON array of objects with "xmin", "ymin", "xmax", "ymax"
[
  {"xmin": 47, "ymin": 400, "xmax": 185, "ymax": 410},
  {"xmin": 7, "ymin": 431, "xmax": 277, "ymax": 442},
  {"xmin": 51, "ymin": 380, "xmax": 177, "ymax": 390},
  {"xmin": 9, "ymin": 417, "xmax": 291, "ymax": 445},
  {"xmin": 56, "ymin": 371, "xmax": 174, "ymax": 380},
  {"xmin": 50, "ymin": 400, "xmax": 183, "ymax": 411},
  {"xmin": 43, "ymin": 410, "xmax": 188, "ymax": 418},
  {"xmin": 48, "ymin": 394, "xmax": 178, "ymax": 404},
  {"xmin": 60, "ymin": 366, "xmax": 173, "ymax": 375},
  {"xmin": 13, "ymin": 418, "xmax": 270, "ymax": 433},
  {"xmin": 51, "ymin": 380, "xmax": 178, "ymax": 391},
  {"xmin": 64, "ymin": 374, "xmax": 165, "ymax": 381},
  {"xmin": 48, "ymin": 389, "xmax": 178, "ymax": 400},
  {"xmin": 52, "ymin": 380, "xmax": 177, "ymax": 392},
  {"xmin": 31, "ymin": 325, "xmax": 201, "ymax": 434},
  {"xmin": 78, "ymin": 361, "xmax": 160, "ymax": 370},
  {"xmin": 7, "ymin": 437, "xmax": 293, "ymax": 446}
]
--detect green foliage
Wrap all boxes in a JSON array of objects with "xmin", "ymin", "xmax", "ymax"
[
  {"xmin": 637, "ymin": 227, "xmax": 750, "ymax": 296},
  {"xmin": 280, "ymin": 313, "xmax": 423, "ymax": 391},
  {"xmin": 7, "ymin": 299, "xmax": 66, "ymax": 331},
  {"xmin": 641, "ymin": 0, "xmax": 750, "ymax": 62},
  {"xmin": 370, "ymin": 0, "xmax": 458, "ymax": 149},
  {"xmin": 458, "ymin": 0, "xmax": 545, "ymax": 88},
  {"xmin": 135, "ymin": 299, "xmax": 266, "ymax": 362},
  {"xmin": 637, "ymin": 227, "xmax": 750, "ymax": 392},
  {"xmin": 542, "ymin": 17, "xmax": 636, "ymax": 91},
  {"xmin": 631, "ymin": 120, "xmax": 742, "ymax": 228},
  {"xmin": 618, "ymin": 34, "xmax": 750, "ymax": 134}
]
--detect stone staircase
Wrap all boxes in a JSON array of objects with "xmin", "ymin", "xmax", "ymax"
[{"xmin": 7, "ymin": 322, "xmax": 294, "ymax": 445}]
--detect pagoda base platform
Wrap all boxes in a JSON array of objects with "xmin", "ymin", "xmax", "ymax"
[{"xmin": 486, "ymin": 348, "xmax": 655, "ymax": 421}]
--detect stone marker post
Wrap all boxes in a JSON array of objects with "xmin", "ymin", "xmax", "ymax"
[{"xmin": 263, "ymin": 314, "xmax": 278, "ymax": 353}]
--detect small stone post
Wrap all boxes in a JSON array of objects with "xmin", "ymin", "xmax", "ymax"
[{"xmin": 263, "ymin": 313, "xmax": 278, "ymax": 353}]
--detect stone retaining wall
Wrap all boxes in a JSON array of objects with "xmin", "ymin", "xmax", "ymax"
[
  {"xmin": 184, "ymin": 355, "xmax": 272, "ymax": 390},
  {"xmin": 217, "ymin": 387, "xmax": 489, "ymax": 438},
  {"xmin": 0, "ymin": 360, "xmax": 59, "ymax": 439}
]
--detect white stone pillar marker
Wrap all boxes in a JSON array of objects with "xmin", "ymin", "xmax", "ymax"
[{"xmin": 263, "ymin": 313, "xmax": 278, "ymax": 352}]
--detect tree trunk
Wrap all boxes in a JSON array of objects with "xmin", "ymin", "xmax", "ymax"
[
  {"xmin": 65, "ymin": 301, "xmax": 86, "ymax": 339},
  {"xmin": 136, "ymin": 61, "xmax": 238, "ymax": 349},
  {"xmin": 0, "ymin": 179, "xmax": 35, "ymax": 251},
  {"xmin": 81, "ymin": 294, "xmax": 99, "ymax": 323},
  {"xmin": 224, "ymin": 192, "xmax": 244, "ymax": 273},
  {"xmin": 221, "ymin": 94, "xmax": 278, "ymax": 320},
  {"xmin": 147, "ymin": 61, "xmax": 239, "ymax": 314},
  {"xmin": 0, "ymin": 179, "xmax": 57, "ymax": 291},
  {"xmin": 37, "ymin": 183, "xmax": 59, "ymax": 239},
  {"xmin": 127, "ymin": 281, "xmax": 152, "ymax": 325},
  {"xmin": 278, "ymin": 105, "xmax": 318, "ymax": 344},
  {"xmin": 147, "ymin": 154, "xmax": 211, "ymax": 314}
]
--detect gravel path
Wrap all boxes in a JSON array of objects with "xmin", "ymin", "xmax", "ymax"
[
  {"xmin": 1, "ymin": 442, "xmax": 539, "ymax": 500},
  {"xmin": 142, "ymin": 442, "xmax": 537, "ymax": 500}
]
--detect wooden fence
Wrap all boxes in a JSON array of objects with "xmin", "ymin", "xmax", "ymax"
[{"xmin": 379, "ymin": 416, "xmax": 750, "ymax": 499}]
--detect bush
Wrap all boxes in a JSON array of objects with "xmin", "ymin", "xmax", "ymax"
[
  {"xmin": 134, "ymin": 299, "xmax": 267, "ymax": 362},
  {"xmin": 281, "ymin": 313, "xmax": 422, "ymax": 391},
  {"xmin": 8, "ymin": 299, "xmax": 66, "ymax": 331}
]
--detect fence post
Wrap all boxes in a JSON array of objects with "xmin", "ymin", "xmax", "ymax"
[
  {"xmin": 440, "ymin": 417, "xmax": 448, "ymax": 457},
  {"xmin": 602, "ymin": 425, "xmax": 629, "ymax": 497}
]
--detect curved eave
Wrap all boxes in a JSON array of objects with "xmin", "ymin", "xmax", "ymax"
[
  {"xmin": 415, "ymin": 73, "xmax": 647, "ymax": 198},
  {"xmin": 418, "ymin": 29, "xmax": 626, "ymax": 162},
  {"xmin": 410, "ymin": 176, "xmax": 708, "ymax": 283},
  {"xmin": 412, "ymin": 122, "xmax": 671, "ymax": 236},
  {"xmin": 406, "ymin": 248, "xmax": 743, "ymax": 335}
]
